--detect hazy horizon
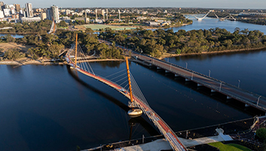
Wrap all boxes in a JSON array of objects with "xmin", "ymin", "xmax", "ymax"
[{"xmin": 4, "ymin": 0, "xmax": 266, "ymax": 9}]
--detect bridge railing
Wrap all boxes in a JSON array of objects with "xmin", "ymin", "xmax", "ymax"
[
  {"xmin": 96, "ymin": 40, "xmax": 266, "ymax": 108},
  {"xmin": 132, "ymin": 51, "xmax": 266, "ymax": 106},
  {"xmin": 135, "ymin": 102, "xmax": 186, "ymax": 151}
]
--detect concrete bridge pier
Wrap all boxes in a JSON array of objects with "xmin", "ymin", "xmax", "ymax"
[
  {"xmin": 196, "ymin": 83, "xmax": 203, "ymax": 89},
  {"xmin": 197, "ymin": 84, "xmax": 202, "ymax": 87}
]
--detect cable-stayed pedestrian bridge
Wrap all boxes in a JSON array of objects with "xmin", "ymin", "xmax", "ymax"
[{"xmin": 65, "ymin": 39, "xmax": 187, "ymax": 151}]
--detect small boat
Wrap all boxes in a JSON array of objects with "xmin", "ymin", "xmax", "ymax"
[{"xmin": 128, "ymin": 109, "xmax": 143, "ymax": 118}]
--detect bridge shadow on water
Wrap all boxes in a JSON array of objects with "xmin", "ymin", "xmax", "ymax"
[
  {"xmin": 66, "ymin": 66, "xmax": 159, "ymax": 137},
  {"xmin": 138, "ymin": 63, "xmax": 264, "ymax": 117}
]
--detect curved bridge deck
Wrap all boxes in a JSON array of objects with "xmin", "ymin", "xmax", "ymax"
[{"xmin": 65, "ymin": 53, "xmax": 187, "ymax": 151}]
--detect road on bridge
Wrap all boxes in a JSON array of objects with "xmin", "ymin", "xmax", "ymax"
[
  {"xmin": 132, "ymin": 53, "xmax": 266, "ymax": 111},
  {"xmin": 98, "ymin": 39, "xmax": 266, "ymax": 111}
]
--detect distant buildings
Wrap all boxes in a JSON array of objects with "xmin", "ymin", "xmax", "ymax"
[
  {"xmin": 0, "ymin": 10, "xmax": 4, "ymax": 18},
  {"xmin": 46, "ymin": 5, "xmax": 60, "ymax": 23},
  {"xmin": 3, "ymin": 8, "xmax": 10, "ymax": 16},
  {"xmin": 40, "ymin": 12, "xmax": 47, "ymax": 20},
  {"xmin": 21, "ymin": 17, "xmax": 41, "ymax": 22},
  {"xmin": 14, "ymin": 4, "xmax": 20, "ymax": 13},
  {"xmin": 25, "ymin": 3, "xmax": 33, "ymax": 17}
]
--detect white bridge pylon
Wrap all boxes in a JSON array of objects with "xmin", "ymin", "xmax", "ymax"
[
  {"xmin": 65, "ymin": 37, "xmax": 187, "ymax": 151},
  {"xmin": 194, "ymin": 10, "xmax": 218, "ymax": 21}
]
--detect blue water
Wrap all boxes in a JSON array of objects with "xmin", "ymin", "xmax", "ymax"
[
  {"xmin": 173, "ymin": 17, "xmax": 266, "ymax": 34},
  {"xmin": 0, "ymin": 62, "xmax": 252, "ymax": 151},
  {"xmin": 0, "ymin": 34, "xmax": 24, "ymax": 38},
  {"xmin": 1, "ymin": 18, "xmax": 266, "ymax": 151}
]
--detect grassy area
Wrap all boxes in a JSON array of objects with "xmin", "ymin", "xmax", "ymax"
[
  {"xmin": 209, "ymin": 142, "xmax": 252, "ymax": 151},
  {"xmin": 82, "ymin": 24, "xmax": 136, "ymax": 31}
]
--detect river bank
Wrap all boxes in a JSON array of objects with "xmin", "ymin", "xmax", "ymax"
[
  {"xmin": 0, "ymin": 32, "xmax": 37, "ymax": 35},
  {"xmin": 0, "ymin": 58, "xmax": 125, "ymax": 66},
  {"xmin": 159, "ymin": 46, "xmax": 266, "ymax": 59}
]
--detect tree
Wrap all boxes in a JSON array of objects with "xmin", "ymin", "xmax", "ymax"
[
  {"xmin": 176, "ymin": 48, "xmax": 181, "ymax": 54},
  {"xmin": 58, "ymin": 21, "xmax": 68, "ymax": 27},
  {"xmin": 256, "ymin": 128, "xmax": 266, "ymax": 140},
  {"xmin": 3, "ymin": 49, "xmax": 25, "ymax": 60},
  {"xmin": 5, "ymin": 34, "xmax": 15, "ymax": 42}
]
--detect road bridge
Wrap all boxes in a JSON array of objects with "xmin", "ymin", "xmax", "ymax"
[{"xmin": 131, "ymin": 53, "xmax": 266, "ymax": 113}]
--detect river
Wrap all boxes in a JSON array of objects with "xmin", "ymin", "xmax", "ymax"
[
  {"xmin": 0, "ymin": 34, "xmax": 24, "ymax": 38},
  {"xmin": 175, "ymin": 17, "xmax": 266, "ymax": 34},
  {"xmin": 1, "ymin": 18, "xmax": 265, "ymax": 151}
]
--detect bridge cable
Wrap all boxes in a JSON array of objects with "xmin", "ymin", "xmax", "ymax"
[
  {"xmin": 105, "ymin": 69, "xmax": 127, "ymax": 78},
  {"xmin": 77, "ymin": 44, "xmax": 95, "ymax": 75},
  {"xmin": 130, "ymin": 72, "xmax": 150, "ymax": 107},
  {"xmin": 109, "ymin": 72, "xmax": 127, "ymax": 81}
]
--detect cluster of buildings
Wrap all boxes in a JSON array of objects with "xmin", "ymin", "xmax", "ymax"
[
  {"xmin": 0, "ymin": 2, "xmax": 172, "ymax": 27},
  {"xmin": 0, "ymin": 1, "xmax": 59, "ymax": 23}
]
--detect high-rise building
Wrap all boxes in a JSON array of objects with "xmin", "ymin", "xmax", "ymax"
[
  {"xmin": 14, "ymin": 4, "xmax": 20, "ymax": 13},
  {"xmin": 47, "ymin": 5, "xmax": 59, "ymax": 23},
  {"xmin": 3, "ymin": 8, "xmax": 10, "ymax": 16},
  {"xmin": 118, "ymin": 9, "xmax": 121, "ymax": 21},
  {"xmin": 106, "ymin": 9, "xmax": 108, "ymax": 20},
  {"xmin": 3, "ymin": 4, "xmax": 8, "ymax": 9},
  {"xmin": 40, "ymin": 12, "xmax": 47, "ymax": 20},
  {"xmin": 0, "ymin": 10, "xmax": 4, "ymax": 18},
  {"xmin": 101, "ymin": 9, "xmax": 105, "ymax": 20},
  {"xmin": 25, "ymin": 3, "xmax": 33, "ymax": 17},
  {"xmin": 0, "ymin": 1, "xmax": 4, "ymax": 11},
  {"xmin": 51, "ymin": 5, "xmax": 59, "ymax": 22},
  {"xmin": 9, "ymin": 5, "xmax": 15, "ymax": 14}
]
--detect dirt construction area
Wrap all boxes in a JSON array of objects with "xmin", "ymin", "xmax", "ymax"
[{"xmin": 0, "ymin": 43, "xmax": 33, "ymax": 53}]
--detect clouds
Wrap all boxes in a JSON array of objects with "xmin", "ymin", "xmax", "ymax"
[{"xmin": 6, "ymin": 0, "xmax": 266, "ymax": 9}]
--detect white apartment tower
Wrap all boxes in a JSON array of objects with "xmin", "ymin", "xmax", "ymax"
[
  {"xmin": 118, "ymin": 9, "xmax": 121, "ymax": 21},
  {"xmin": 51, "ymin": 5, "xmax": 59, "ymax": 23},
  {"xmin": 25, "ymin": 3, "xmax": 33, "ymax": 17},
  {"xmin": 47, "ymin": 5, "xmax": 59, "ymax": 23}
]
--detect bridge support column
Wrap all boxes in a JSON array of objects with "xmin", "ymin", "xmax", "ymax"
[
  {"xmin": 245, "ymin": 104, "xmax": 250, "ymax": 107},
  {"xmin": 227, "ymin": 96, "xmax": 232, "ymax": 99},
  {"xmin": 211, "ymin": 89, "xmax": 216, "ymax": 93},
  {"xmin": 197, "ymin": 84, "xmax": 202, "ymax": 87}
]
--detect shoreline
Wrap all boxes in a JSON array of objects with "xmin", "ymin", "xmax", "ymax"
[
  {"xmin": 0, "ymin": 58, "xmax": 125, "ymax": 66},
  {"xmin": 159, "ymin": 46, "xmax": 266, "ymax": 59},
  {"xmin": 1, "ymin": 47, "xmax": 265, "ymax": 65}
]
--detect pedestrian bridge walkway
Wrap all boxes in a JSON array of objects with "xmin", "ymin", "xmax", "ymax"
[{"xmin": 65, "ymin": 39, "xmax": 187, "ymax": 151}]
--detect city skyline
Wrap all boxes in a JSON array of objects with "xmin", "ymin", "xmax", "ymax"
[{"xmin": 3, "ymin": 0, "xmax": 266, "ymax": 9}]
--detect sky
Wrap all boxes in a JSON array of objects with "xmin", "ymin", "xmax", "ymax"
[{"xmin": 6, "ymin": 0, "xmax": 266, "ymax": 9}]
